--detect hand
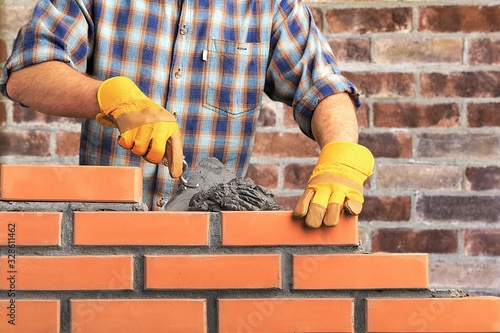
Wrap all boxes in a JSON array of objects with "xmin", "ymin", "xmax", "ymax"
[
  {"xmin": 293, "ymin": 141, "xmax": 374, "ymax": 228},
  {"xmin": 96, "ymin": 76, "xmax": 183, "ymax": 178}
]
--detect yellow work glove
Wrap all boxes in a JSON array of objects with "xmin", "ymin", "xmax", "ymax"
[
  {"xmin": 96, "ymin": 76, "xmax": 183, "ymax": 178},
  {"xmin": 293, "ymin": 141, "xmax": 374, "ymax": 228}
]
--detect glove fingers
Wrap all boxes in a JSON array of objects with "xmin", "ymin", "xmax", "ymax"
[
  {"xmin": 143, "ymin": 138, "xmax": 165, "ymax": 164},
  {"xmin": 305, "ymin": 203, "xmax": 326, "ymax": 229},
  {"xmin": 165, "ymin": 130, "xmax": 184, "ymax": 178},
  {"xmin": 324, "ymin": 203, "xmax": 343, "ymax": 227},
  {"xmin": 117, "ymin": 129, "xmax": 136, "ymax": 150},
  {"xmin": 344, "ymin": 198, "xmax": 363, "ymax": 215},
  {"xmin": 293, "ymin": 188, "xmax": 315, "ymax": 218}
]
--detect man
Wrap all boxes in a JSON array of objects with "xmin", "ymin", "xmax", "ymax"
[{"xmin": 0, "ymin": 0, "xmax": 374, "ymax": 228}]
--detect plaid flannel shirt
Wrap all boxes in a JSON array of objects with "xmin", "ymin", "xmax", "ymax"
[{"xmin": 1, "ymin": 0, "xmax": 359, "ymax": 209}]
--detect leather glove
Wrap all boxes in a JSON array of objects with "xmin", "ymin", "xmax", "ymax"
[
  {"xmin": 293, "ymin": 141, "xmax": 374, "ymax": 228},
  {"xmin": 96, "ymin": 76, "xmax": 183, "ymax": 178}
]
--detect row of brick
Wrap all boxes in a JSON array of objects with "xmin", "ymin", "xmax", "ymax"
[
  {"xmin": 1, "ymin": 297, "xmax": 499, "ymax": 332},
  {"xmin": 0, "ymin": 253, "xmax": 428, "ymax": 290}
]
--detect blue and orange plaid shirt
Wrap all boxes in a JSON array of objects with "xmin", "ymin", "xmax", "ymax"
[{"xmin": 1, "ymin": 0, "xmax": 359, "ymax": 209}]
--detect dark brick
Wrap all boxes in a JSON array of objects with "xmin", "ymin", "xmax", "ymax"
[
  {"xmin": 0, "ymin": 130, "xmax": 50, "ymax": 156},
  {"xmin": 419, "ymin": 6, "xmax": 500, "ymax": 32},
  {"xmin": 0, "ymin": 38, "xmax": 7, "ymax": 63},
  {"xmin": 0, "ymin": 101, "xmax": 6, "ymax": 125},
  {"xmin": 373, "ymin": 103, "xmax": 459, "ymax": 128},
  {"xmin": 284, "ymin": 163, "xmax": 315, "ymax": 189},
  {"xmin": 282, "ymin": 104, "xmax": 297, "ymax": 128},
  {"xmin": 417, "ymin": 195, "xmax": 500, "ymax": 223},
  {"xmin": 421, "ymin": 71, "xmax": 500, "ymax": 98},
  {"xmin": 469, "ymin": 38, "xmax": 500, "ymax": 65},
  {"xmin": 13, "ymin": 104, "xmax": 81, "ymax": 124},
  {"xmin": 275, "ymin": 195, "xmax": 300, "ymax": 210},
  {"xmin": 245, "ymin": 163, "xmax": 278, "ymax": 189},
  {"xmin": 464, "ymin": 229, "xmax": 500, "ymax": 256},
  {"xmin": 328, "ymin": 38, "xmax": 370, "ymax": 63},
  {"xmin": 466, "ymin": 166, "xmax": 500, "ymax": 191},
  {"xmin": 257, "ymin": 102, "xmax": 276, "ymax": 127},
  {"xmin": 467, "ymin": 102, "xmax": 500, "ymax": 127},
  {"xmin": 344, "ymin": 72, "xmax": 415, "ymax": 98},
  {"xmin": 359, "ymin": 196, "xmax": 411, "ymax": 222},
  {"xmin": 56, "ymin": 132, "xmax": 80, "ymax": 156},
  {"xmin": 253, "ymin": 132, "xmax": 319, "ymax": 157},
  {"xmin": 416, "ymin": 133, "xmax": 500, "ymax": 159},
  {"xmin": 371, "ymin": 228, "xmax": 458, "ymax": 253},
  {"xmin": 359, "ymin": 132, "xmax": 412, "ymax": 158},
  {"xmin": 327, "ymin": 7, "xmax": 412, "ymax": 34},
  {"xmin": 309, "ymin": 7, "xmax": 323, "ymax": 32}
]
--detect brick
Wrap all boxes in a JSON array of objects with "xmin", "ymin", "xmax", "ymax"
[
  {"xmin": 219, "ymin": 298, "xmax": 354, "ymax": 333},
  {"xmin": 467, "ymin": 102, "xmax": 500, "ymax": 127},
  {"xmin": 464, "ymin": 229, "xmax": 500, "ymax": 256},
  {"xmin": 245, "ymin": 163, "xmax": 278, "ymax": 188},
  {"xmin": 0, "ymin": 38, "xmax": 7, "ymax": 62},
  {"xmin": 0, "ymin": 300, "xmax": 60, "ymax": 333},
  {"xmin": 328, "ymin": 37, "xmax": 370, "ymax": 63},
  {"xmin": 56, "ymin": 131, "xmax": 80, "ymax": 156},
  {"xmin": 366, "ymin": 297, "xmax": 500, "ymax": 332},
  {"xmin": 257, "ymin": 102, "xmax": 276, "ymax": 127},
  {"xmin": 419, "ymin": 5, "xmax": 500, "ymax": 32},
  {"xmin": 326, "ymin": 7, "xmax": 412, "ymax": 34},
  {"xmin": 0, "ymin": 256, "xmax": 133, "ymax": 290},
  {"xmin": 416, "ymin": 133, "xmax": 500, "ymax": 159},
  {"xmin": 283, "ymin": 163, "xmax": 314, "ymax": 189},
  {"xmin": 371, "ymin": 228, "xmax": 458, "ymax": 254},
  {"xmin": 0, "ymin": 100, "xmax": 6, "ymax": 125},
  {"xmin": 417, "ymin": 195, "xmax": 500, "ymax": 223},
  {"xmin": 374, "ymin": 37, "xmax": 462, "ymax": 64},
  {"xmin": 376, "ymin": 163, "xmax": 462, "ymax": 190},
  {"xmin": 281, "ymin": 104, "xmax": 299, "ymax": 128},
  {"xmin": 0, "ymin": 130, "xmax": 50, "ymax": 156},
  {"xmin": 0, "ymin": 5, "xmax": 34, "ymax": 31},
  {"xmin": 359, "ymin": 196, "xmax": 411, "ymax": 222},
  {"xmin": 293, "ymin": 253, "xmax": 428, "ymax": 289},
  {"xmin": 466, "ymin": 166, "xmax": 500, "ymax": 190},
  {"xmin": 274, "ymin": 195, "xmax": 300, "ymax": 210},
  {"xmin": 309, "ymin": 7, "xmax": 323, "ymax": 31},
  {"xmin": 373, "ymin": 103, "xmax": 459, "ymax": 128},
  {"xmin": 71, "ymin": 299, "xmax": 206, "ymax": 333},
  {"xmin": 74, "ymin": 211, "xmax": 209, "ymax": 246},
  {"xmin": 359, "ymin": 132, "xmax": 412, "ymax": 158},
  {"xmin": 145, "ymin": 254, "xmax": 281, "ymax": 289},
  {"xmin": 221, "ymin": 211, "xmax": 359, "ymax": 246},
  {"xmin": 13, "ymin": 104, "xmax": 81, "ymax": 124},
  {"xmin": 356, "ymin": 103, "xmax": 369, "ymax": 128},
  {"xmin": 0, "ymin": 164, "xmax": 142, "ymax": 202},
  {"xmin": 344, "ymin": 72, "xmax": 415, "ymax": 98},
  {"xmin": 430, "ymin": 260, "xmax": 500, "ymax": 290},
  {"xmin": 253, "ymin": 132, "xmax": 319, "ymax": 157},
  {"xmin": 469, "ymin": 38, "xmax": 500, "ymax": 65},
  {"xmin": 0, "ymin": 212, "xmax": 61, "ymax": 246},
  {"xmin": 421, "ymin": 71, "xmax": 500, "ymax": 98}
]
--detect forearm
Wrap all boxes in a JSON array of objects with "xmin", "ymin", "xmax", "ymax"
[
  {"xmin": 311, "ymin": 92, "xmax": 359, "ymax": 148},
  {"xmin": 6, "ymin": 61, "xmax": 101, "ymax": 119}
]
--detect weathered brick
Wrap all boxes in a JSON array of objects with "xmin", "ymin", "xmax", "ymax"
[
  {"xmin": 416, "ymin": 133, "xmax": 500, "ymax": 159},
  {"xmin": 421, "ymin": 71, "xmax": 500, "ymax": 98},
  {"xmin": 430, "ymin": 260, "xmax": 500, "ymax": 290},
  {"xmin": 373, "ymin": 102, "xmax": 459, "ymax": 128},
  {"xmin": 359, "ymin": 196, "xmax": 411, "ymax": 222},
  {"xmin": 56, "ymin": 131, "xmax": 80, "ymax": 156},
  {"xmin": 0, "ymin": 38, "xmax": 7, "ymax": 63},
  {"xmin": 357, "ymin": 103, "xmax": 369, "ymax": 128},
  {"xmin": 13, "ymin": 104, "xmax": 80, "ymax": 124},
  {"xmin": 246, "ymin": 163, "xmax": 279, "ymax": 188},
  {"xmin": 464, "ymin": 229, "xmax": 500, "ymax": 256},
  {"xmin": 0, "ymin": 100, "xmax": 6, "ymax": 125},
  {"xmin": 0, "ymin": 300, "xmax": 60, "ymax": 333},
  {"xmin": 417, "ymin": 195, "xmax": 500, "ymax": 223},
  {"xmin": 328, "ymin": 37, "xmax": 370, "ymax": 63},
  {"xmin": 374, "ymin": 38, "xmax": 462, "ymax": 64},
  {"xmin": 326, "ymin": 7, "xmax": 412, "ymax": 34},
  {"xmin": 274, "ymin": 195, "xmax": 300, "ymax": 210},
  {"xmin": 371, "ymin": 228, "xmax": 458, "ymax": 254},
  {"xmin": 282, "ymin": 104, "xmax": 299, "ymax": 128},
  {"xmin": 469, "ymin": 38, "xmax": 500, "ymax": 65},
  {"xmin": 467, "ymin": 102, "xmax": 500, "ymax": 127},
  {"xmin": 466, "ymin": 166, "xmax": 500, "ymax": 191},
  {"xmin": 284, "ymin": 163, "xmax": 314, "ymax": 189},
  {"xmin": 419, "ymin": 5, "xmax": 500, "ymax": 32},
  {"xmin": 253, "ymin": 132, "xmax": 319, "ymax": 157},
  {"xmin": 0, "ymin": 5, "xmax": 34, "ymax": 31},
  {"xmin": 359, "ymin": 132, "xmax": 412, "ymax": 158},
  {"xmin": 344, "ymin": 72, "xmax": 415, "ymax": 98},
  {"xmin": 309, "ymin": 7, "xmax": 323, "ymax": 32},
  {"xmin": 376, "ymin": 163, "xmax": 462, "ymax": 190},
  {"xmin": 257, "ymin": 102, "xmax": 276, "ymax": 127},
  {"xmin": 0, "ymin": 130, "xmax": 50, "ymax": 156}
]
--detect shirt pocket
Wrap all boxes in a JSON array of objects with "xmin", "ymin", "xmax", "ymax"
[{"xmin": 204, "ymin": 39, "xmax": 268, "ymax": 116}]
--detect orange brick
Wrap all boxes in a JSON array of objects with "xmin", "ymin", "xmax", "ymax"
[
  {"xmin": 145, "ymin": 254, "xmax": 281, "ymax": 289},
  {"xmin": 293, "ymin": 253, "xmax": 428, "ymax": 289},
  {"xmin": 0, "ymin": 256, "xmax": 133, "ymax": 290},
  {"xmin": 74, "ymin": 211, "xmax": 209, "ymax": 245},
  {"xmin": 222, "ymin": 211, "xmax": 359, "ymax": 246},
  {"xmin": 366, "ymin": 297, "xmax": 500, "ymax": 332},
  {"xmin": 71, "ymin": 299, "xmax": 206, "ymax": 333},
  {"xmin": 0, "ymin": 164, "xmax": 142, "ymax": 202},
  {"xmin": 0, "ymin": 212, "xmax": 61, "ymax": 246},
  {"xmin": 219, "ymin": 298, "xmax": 354, "ymax": 333},
  {"xmin": 0, "ymin": 299, "xmax": 60, "ymax": 333}
]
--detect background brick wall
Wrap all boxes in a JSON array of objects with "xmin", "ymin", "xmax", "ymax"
[{"xmin": 0, "ymin": 0, "xmax": 499, "ymax": 295}]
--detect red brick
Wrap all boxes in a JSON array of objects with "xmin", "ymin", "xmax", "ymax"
[
  {"xmin": 0, "ymin": 164, "xmax": 142, "ymax": 202},
  {"xmin": 367, "ymin": 297, "xmax": 500, "ymax": 332},
  {"xmin": 282, "ymin": 104, "xmax": 299, "ymax": 128},
  {"xmin": 13, "ymin": 104, "xmax": 80, "ymax": 124},
  {"xmin": 144, "ymin": 254, "xmax": 281, "ymax": 289},
  {"xmin": 417, "ymin": 133, "xmax": 500, "ymax": 159},
  {"xmin": 359, "ymin": 196, "xmax": 411, "ymax": 222},
  {"xmin": 309, "ymin": 7, "xmax": 323, "ymax": 31},
  {"xmin": 0, "ymin": 130, "xmax": 50, "ymax": 156},
  {"xmin": 0, "ymin": 256, "xmax": 133, "ymax": 290},
  {"xmin": 359, "ymin": 132, "xmax": 412, "ymax": 158},
  {"xmin": 328, "ymin": 37, "xmax": 370, "ymax": 63},
  {"xmin": 464, "ymin": 229, "xmax": 500, "ymax": 256},
  {"xmin": 56, "ymin": 131, "xmax": 80, "ymax": 156},
  {"xmin": 430, "ymin": 260, "xmax": 500, "ymax": 290},
  {"xmin": 469, "ymin": 38, "xmax": 500, "ymax": 65},
  {"xmin": 371, "ymin": 228, "xmax": 458, "ymax": 254},
  {"xmin": 420, "ymin": 5, "xmax": 500, "ymax": 32},
  {"xmin": 344, "ymin": 72, "xmax": 415, "ymax": 98},
  {"xmin": 245, "ymin": 163, "xmax": 279, "ymax": 188},
  {"xmin": 0, "ymin": 212, "xmax": 61, "ymax": 246},
  {"xmin": 74, "ymin": 211, "xmax": 209, "ymax": 245},
  {"xmin": 293, "ymin": 253, "xmax": 428, "ymax": 290},
  {"xmin": 253, "ymin": 132, "xmax": 319, "ymax": 157},
  {"xmin": 0, "ymin": 300, "xmax": 60, "ymax": 333},
  {"xmin": 0, "ymin": 101, "xmax": 6, "ymax": 125},
  {"xmin": 274, "ymin": 195, "xmax": 300, "ymax": 210},
  {"xmin": 466, "ymin": 166, "xmax": 500, "ymax": 190},
  {"xmin": 257, "ymin": 102, "xmax": 276, "ymax": 127},
  {"xmin": 421, "ymin": 71, "xmax": 500, "ymax": 98},
  {"xmin": 71, "ymin": 299, "xmax": 206, "ymax": 333},
  {"xmin": 221, "ymin": 211, "xmax": 359, "ymax": 246},
  {"xmin": 467, "ymin": 102, "xmax": 500, "ymax": 127},
  {"xmin": 373, "ymin": 103, "xmax": 459, "ymax": 128},
  {"xmin": 219, "ymin": 298, "xmax": 354, "ymax": 333},
  {"xmin": 0, "ymin": 38, "xmax": 7, "ymax": 62},
  {"xmin": 283, "ymin": 163, "xmax": 314, "ymax": 189}
]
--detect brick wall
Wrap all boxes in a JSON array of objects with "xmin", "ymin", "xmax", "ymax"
[
  {"xmin": 1, "ymin": 0, "xmax": 499, "ymax": 296},
  {"xmin": 1, "ymin": 164, "xmax": 500, "ymax": 332}
]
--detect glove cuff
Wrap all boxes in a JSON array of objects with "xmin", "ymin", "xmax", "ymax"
[{"xmin": 318, "ymin": 141, "xmax": 374, "ymax": 178}]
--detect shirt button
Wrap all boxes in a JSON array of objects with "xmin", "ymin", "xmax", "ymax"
[
  {"xmin": 180, "ymin": 27, "xmax": 187, "ymax": 35},
  {"xmin": 174, "ymin": 70, "xmax": 182, "ymax": 79}
]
